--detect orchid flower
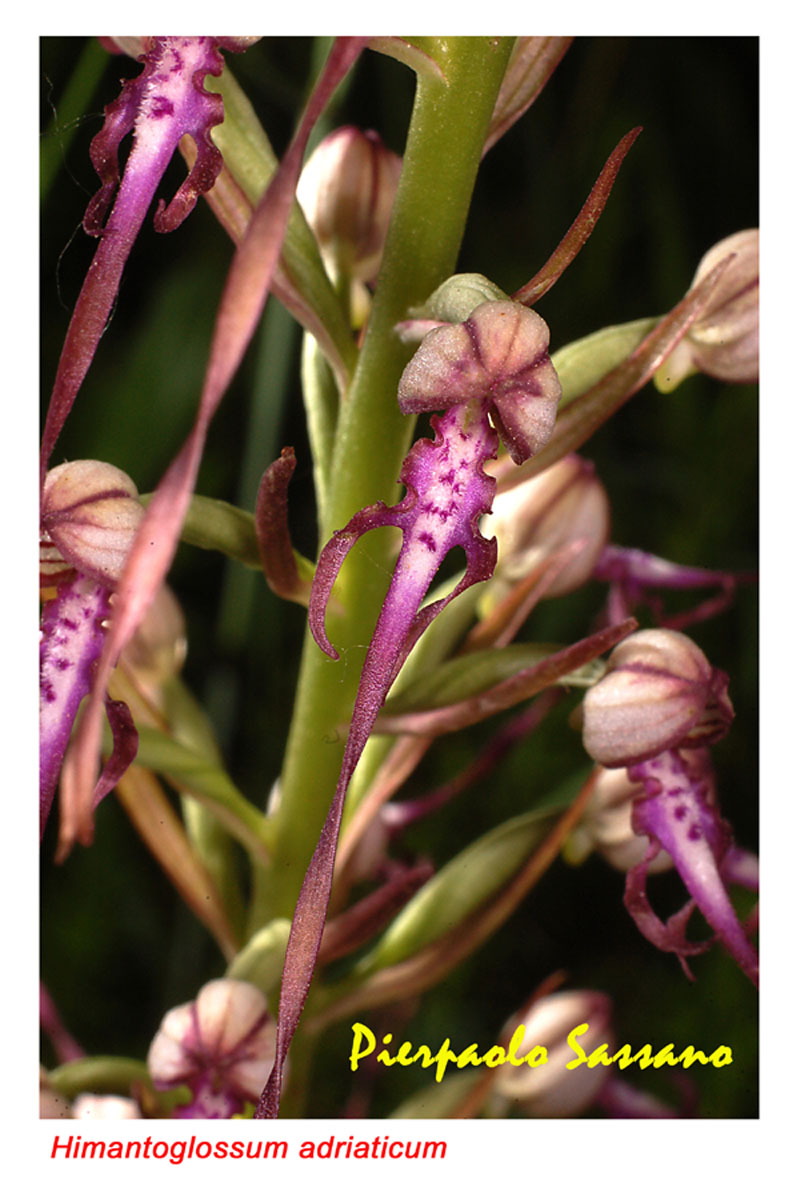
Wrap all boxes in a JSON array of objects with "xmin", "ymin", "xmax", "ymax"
[
  {"xmin": 39, "ymin": 461, "xmax": 143, "ymax": 843},
  {"xmin": 581, "ymin": 629, "xmax": 758, "ymax": 984},
  {"xmin": 257, "ymin": 298, "xmax": 562, "ymax": 1116},
  {"xmin": 41, "ymin": 37, "xmax": 251, "ymax": 482},
  {"xmin": 39, "ymin": 37, "xmax": 248, "ymax": 846}
]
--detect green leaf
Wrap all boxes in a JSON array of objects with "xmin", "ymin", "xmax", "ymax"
[
  {"xmin": 47, "ymin": 1057, "xmax": 188, "ymax": 1116},
  {"xmin": 131, "ymin": 727, "xmax": 273, "ymax": 861},
  {"xmin": 141, "ymin": 492, "xmax": 315, "ymax": 584},
  {"xmin": 552, "ymin": 317, "xmax": 658, "ymax": 406},
  {"xmin": 389, "ymin": 1069, "xmax": 485, "ymax": 1118},
  {"xmin": 356, "ymin": 805, "xmax": 559, "ymax": 974},
  {"xmin": 383, "ymin": 642, "xmax": 606, "ymax": 717},
  {"xmin": 48, "ymin": 1057, "xmax": 152, "ymax": 1098}
]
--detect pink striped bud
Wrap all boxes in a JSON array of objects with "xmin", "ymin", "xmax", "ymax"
[
  {"xmin": 655, "ymin": 229, "xmax": 758, "ymax": 390},
  {"xmin": 297, "ymin": 126, "xmax": 402, "ymax": 283},
  {"xmin": 581, "ymin": 629, "xmax": 734, "ymax": 768},
  {"xmin": 40, "ymin": 460, "xmax": 144, "ymax": 590},
  {"xmin": 484, "ymin": 454, "xmax": 610, "ymax": 599}
]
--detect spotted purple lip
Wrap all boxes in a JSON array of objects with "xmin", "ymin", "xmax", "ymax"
[
  {"xmin": 41, "ymin": 37, "xmax": 232, "ymax": 482},
  {"xmin": 625, "ymin": 749, "xmax": 758, "ymax": 985}
]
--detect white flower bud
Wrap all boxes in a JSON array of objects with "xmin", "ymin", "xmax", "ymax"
[
  {"xmin": 40, "ymin": 460, "xmax": 144, "ymax": 589},
  {"xmin": 147, "ymin": 979, "xmax": 275, "ymax": 1117},
  {"xmin": 568, "ymin": 765, "xmax": 673, "ymax": 873},
  {"xmin": 493, "ymin": 990, "xmax": 613, "ymax": 1117},
  {"xmin": 297, "ymin": 126, "xmax": 402, "ymax": 283},
  {"xmin": 483, "ymin": 454, "xmax": 610, "ymax": 600},
  {"xmin": 656, "ymin": 229, "xmax": 758, "ymax": 391},
  {"xmin": 72, "ymin": 1094, "xmax": 142, "ymax": 1119},
  {"xmin": 581, "ymin": 629, "xmax": 734, "ymax": 768},
  {"xmin": 120, "ymin": 583, "xmax": 187, "ymax": 688}
]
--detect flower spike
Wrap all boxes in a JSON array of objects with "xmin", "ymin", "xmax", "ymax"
[{"xmin": 258, "ymin": 299, "xmax": 561, "ymax": 1117}]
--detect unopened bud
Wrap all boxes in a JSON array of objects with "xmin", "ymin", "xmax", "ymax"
[
  {"xmin": 655, "ymin": 229, "xmax": 758, "ymax": 391},
  {"xmin": 581, "ymin": 629, "xmax": 734, "ymax": 768},
  {"xmin": 120, "ymin": 583, "xmax": 187, "ymax": 687},
  {"xmin": 147, "ymin": 979, "xmax": 275, "ymax": 1118},
  {"xmin": 410, "ymin": 273, "xmax": 510, "ymax": 324},
  {"xmin": 566, "ymin": 764, "xmax": 673, "ymax": 873},
  {"xmin": 40, "ymin": 460, "xmax": 144, "ymax": 589},
  {"xmin": 72, "ymin": 1094, "xmax": 142, "ymax": 1119},
  {"xmin": 483, "ymin": 454, "xmax": 610, "ymax": 600},
  {"xmin": 493, "ymin": 990, "xmax": 613, "ymax": 1117},
  {"xmin": 297, "ymin": 126, "xmax": 402, "ymax": 284}
]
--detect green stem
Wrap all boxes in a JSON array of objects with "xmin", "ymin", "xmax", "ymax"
[
  {"xmin": 301, "ymin": 330, "xmax": 340, "ymax": 519},
  {"xmin": 249, "ymin": 38, "xmax": 514, "ymax": 930}
]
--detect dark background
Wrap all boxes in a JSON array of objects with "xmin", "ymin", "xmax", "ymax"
[{"xmin": 40, "ymin": 37, "xmax": 758, "ymax": 1118}]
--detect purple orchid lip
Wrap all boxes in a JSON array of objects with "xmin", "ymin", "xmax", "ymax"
[
  {"xmin": 41, "ymin": 37, "xmax": 234, "ymax": 482},
  {"xmin": 39, "ymin": 577, "xmax": 139, "ymax": 848},
  {"xmin": 593, "ymin": 543, "xmax": 753, "ymax": 631},
  {"xmin": 40, "ymin": 579, "xmax": 111, "ymax": 838},
  {"xmin": 625, "ymin": 750, "xmax": 758, "ymax": 984}
]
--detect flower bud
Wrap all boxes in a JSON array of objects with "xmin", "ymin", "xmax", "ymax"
[
  {"xmin": 120, "ymin": 583, "xmax": 187, "ymax": 689},
  {"xmin": 40, "ymin": 460, "xmax": 144, "ymax": 589},
  {"xmin": 147, "ymin": 979, "xmax": 276, "ymax": 1118},
  {"xmin": 581, "ymin": 629, "xmax": 734, "ymax": 768},
  {"xmin": 411, "ymin": 273, "xmax": 510, "ymax": 324},
  {"xmin": 483, "ymin": 454, "xmax": 610, "ymax": 600},
  {"xmin": 566, "ymin": 764, "xmax": 674, "ymax": 873},
  {"xmin": 493, "ymin": 990, "xmax": 613, "ymax": 1117},
  {"xmin": 72, "ymin": 1094, "xmax": 142, "ymax": 1119},
  {"xmin": 296, "ymin": 126, "xmax": 402, "ymax": 284},
  {"xmin": 655, "ymin": 229, "xmax": 758, "ymax": 391}
]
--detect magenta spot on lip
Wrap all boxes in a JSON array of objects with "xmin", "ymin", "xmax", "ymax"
[
  {"xmin": 150, "ymin": 96, "xmax": 175, "ymax": 118},
  {"xmin": 673, "ymin": 805, "xmax": 688, "ymax": 820},
  {"xmin": 418, "ymin": 531, "xmax": 438, "ymax": 552}
]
